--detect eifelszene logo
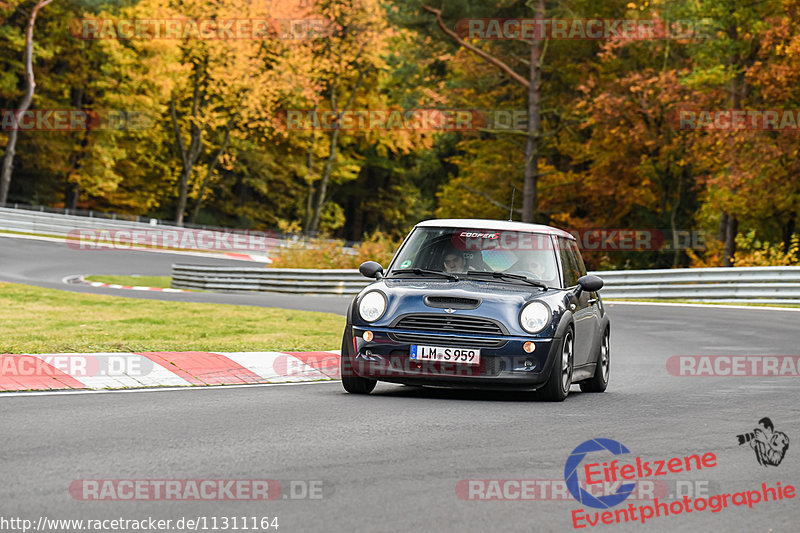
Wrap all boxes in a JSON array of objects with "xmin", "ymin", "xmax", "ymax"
[
  {"xmin": 736, "ymin": 417, "xmax": 790, "ymax": 467},
  {"xmin": 564, "ymin": 438, "xmax": 636, "ymax": 508},
  {"xmin": 564, "ymin": 438, "xmax": 718, "ymax": 510}
]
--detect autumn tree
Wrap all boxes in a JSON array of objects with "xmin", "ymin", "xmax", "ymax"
[
  {"xmin": 0, "ymin": 0, "xmax": 52, "ymax": 204},
  {"xmin": 682, "ymin": 0, "xmax": 783, "ymax": 265}
]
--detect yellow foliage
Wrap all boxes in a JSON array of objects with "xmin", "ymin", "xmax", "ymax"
[
  {"xmin": 732, "ymin": 231, "xmax": 800, "ymax": 266},
  {"xmin": 270, "ymin": 231, "xmax": 400, "ymax": 269},
  {"xmin": 686, "ymin": 239, "xmax": 725, "ymax": 268}
]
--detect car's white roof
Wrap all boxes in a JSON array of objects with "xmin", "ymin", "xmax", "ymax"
[{"xmin": 415, "ymin": 219, "xmax": 575, "ymax": 240}]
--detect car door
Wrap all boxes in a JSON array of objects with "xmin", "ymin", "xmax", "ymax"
[
  {"xmin": 557, "ymin": 237, "xmax": 596, "ymax": 367},
  {"xmin": 568, "ymin": 239, "xmax": 601, "ymax": 366}
]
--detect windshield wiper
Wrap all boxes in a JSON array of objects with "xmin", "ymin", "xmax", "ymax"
[
  {"xmin": 466, "ymin": 271, "xmax": 548, "ymax": 290},
  {"xmin": 390, "ymin": 268, "xmax": 459, "ymax": 281}
]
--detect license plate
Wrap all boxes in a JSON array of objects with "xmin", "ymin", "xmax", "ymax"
[{"xmin": 409, "ymin": 345, "xmax": 481, "ymax": 365}]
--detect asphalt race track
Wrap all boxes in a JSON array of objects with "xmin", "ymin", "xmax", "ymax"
[
  {"xmin": 2, "ymin": 235, "xmax": 799, "ymax": 532},
  {"xmin": 0, "ymin": 235, "xmax": 351, "ymax": 314}
]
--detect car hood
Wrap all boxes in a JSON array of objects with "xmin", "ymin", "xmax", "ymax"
[{"xmin": 353, "ymin": 277, "xmax": 568, "ymax": 337}]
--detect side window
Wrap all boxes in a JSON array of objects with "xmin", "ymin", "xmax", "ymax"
[
  {"xmin": 558, "ymin": 238, "xmax": 579, "ymax": 288},
  {"xmin": 569, "ymin": 241, "xmax": 587, "ymax": 277}
]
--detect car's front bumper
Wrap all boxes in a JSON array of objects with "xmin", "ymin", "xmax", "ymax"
[{"xmin": 347, "ymin": 326, "xmax": 560, "ymax": 390}]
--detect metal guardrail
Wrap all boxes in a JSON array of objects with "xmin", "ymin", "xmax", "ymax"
[
  {"xmin": 0, "ymin": 205, "xmax": 346, "ymax": 259},
  {"xmin": 171, "ymin": 265, "xmax": 368, "ymax": 294},
  {"xmin": 0, "ymin": 203, "xmax": 261, "ymax": 233},
  {"xmin": 0, "ymin": 203, "xmax": 357, "ymax": 242},
  {"xmin": 0, "ymin": 207, "xmax": 276, "ymax": 257},
  {"xmin": 0, "ymin": 206, "xmax": 168, "ymax": 236},
  {"xmin": 170, "ymin": 264, "xmax": 800, "ymax": 303},
  {"xmin": 596, "ymin": 267, "xmax": 800, "ymax": 303}
]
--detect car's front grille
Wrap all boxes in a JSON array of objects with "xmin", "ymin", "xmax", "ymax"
[
  {"xmin": 388, "ymin": 332, "xmax": 506, "ymax": 348},
  {"xmin": 392, "ymin": 314, "xmax": 505, "ymax": 335}
]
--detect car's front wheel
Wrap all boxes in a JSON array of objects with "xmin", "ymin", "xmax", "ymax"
[
  {"xmin": 580, "ymin": 327, "xmax": 609, "ymax": 393},
  {"xmin": 539, "ymin": 328, "xmax": 573, "ymax": 402},
  {"xmin": 340, "ymin": 328, "xmax": 377, "ymax": 395}
]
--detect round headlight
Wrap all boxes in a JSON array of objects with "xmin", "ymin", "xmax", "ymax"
[
  {"xmin": 519, "ymin": 301, "xmax": 551, "ymax": 334},
  {"xmin": 359, "ymin": 291, "xmax": 387, "ymax": 323}
]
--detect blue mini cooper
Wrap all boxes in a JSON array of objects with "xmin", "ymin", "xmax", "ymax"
[{"xmin": 340, "ymin": 219, "xmax": 610, "ymax": 401}]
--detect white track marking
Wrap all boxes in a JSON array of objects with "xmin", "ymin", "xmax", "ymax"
[
  {"xmin": 220, "ymin": 351, "xmax": 337, "ymax": 382},
  {"xmin": 27, "ymin": 353, "xmax": 194, "ymax": 389},
  {"xmin": 605, "ymin": 300, "xmax": 800, "ymax": 312},
  {"xmin": 0, "ymin": 379, "xmax": 339, "ymax": 398}
]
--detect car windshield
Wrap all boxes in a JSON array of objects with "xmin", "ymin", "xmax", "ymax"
[{"xmin": 389, "ymin": 227, "xmax": 560, "ymax": 287}]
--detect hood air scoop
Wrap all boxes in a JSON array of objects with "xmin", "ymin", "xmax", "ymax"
[{"xmin": 423, "ymin": 295, "xmax": 481, "ymax": 310}]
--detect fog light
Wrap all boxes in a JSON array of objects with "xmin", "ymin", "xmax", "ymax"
[
  {"xmin": 524, "ymin": 359, "xmax": 534, "ymax": 368},
  {"xmin": 523, "ymin": 341, "xmax": 535, "ymax": 353},
  {"xmin": 363, "ymin": 331, "xmax": 373, "ymax": 342}
]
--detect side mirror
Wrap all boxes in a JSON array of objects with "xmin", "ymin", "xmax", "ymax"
[
  {"xmin": 359, "ymin": 261, "xmax": 384, "ymax": 280},
  {"xmin": 575, "ymin": 275, "xmax": 604, "ymax": 297}
]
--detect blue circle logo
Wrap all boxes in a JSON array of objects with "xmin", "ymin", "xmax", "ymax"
[{"xmin": 564, "ymin": 438, "xmax": 636, "ymax": 509}]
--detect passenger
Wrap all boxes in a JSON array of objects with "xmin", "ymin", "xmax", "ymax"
[
  {"xmin": 525, "ymin": 260, "xmax": 547, "ymax": 279},
  {"xmin": 509, "ymin": 254, "xmax": 549, "ymax": 279}
]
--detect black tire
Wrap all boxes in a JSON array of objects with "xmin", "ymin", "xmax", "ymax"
[
  {"xmin": 340, "ymin": 328, "xmax": 377, "ymax": 395},
  {"xmin": 580, "ymin": 327, "xmax": 609, "ymax": 393},
  {"xmin": 538, "ymin": 328, "xmax": 574, "ymax": 402}
]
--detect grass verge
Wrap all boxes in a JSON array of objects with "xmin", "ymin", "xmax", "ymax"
[
  {"xmin": 85, "ymin": 275, "xmax": 173, "ymax": 289},
  {"xmin": 0, "ymin": 282, "xmax": 344, "ymax": 353}
]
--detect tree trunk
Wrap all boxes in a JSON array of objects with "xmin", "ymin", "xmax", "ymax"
[
  {"xmin": 0, "ymin": 0, "xmax": 53, "ymax": 204},
  {"xmin": 303, "ymin": 182, "xmax": 314, "ymax": 235},
  {"xmin": 302, "ymin": 113, "xmax": 319, "ymax": 235},
  {"xmin": 64, "ymin": 87, "xmax": 86, "ymax": 209},
  {"xmin": 171, "ymin": 95, "xmax": 191, "ymax": 227},
  {"xmin": 670, "ymin": 172, "xmax": 683, "ymax": 268},
  {"xmin": 782, "ymin": 214, "xmax": 796, "ymax": 255},
  {"xmin": 724, "ymin": 215, "xmax": 738, "ymax": 267},
  {"xmin": 718, "ymin": 211, "xmax": 730, "ymax": 265},
  {"xmin": 421, "ymin": 4, "xmax": 537, "ymax": 220},
  {"xmin": 171, "ymin": 55, "xmax": 207, "ymax": 226},
  {"xmin": 307, "ymin": 68, "xmax": 365, "ymax": 235},
  {"xmin": 188, "ymin": 112, "xmax": 237, "ymax": 225},
  {"xmin": 720, "ymin": 25, "xmax": 746, "ymax": 267},
  {"xmin": 170, "ymin": 95, "xmax": 203, "ymax": 226},
  {"xmin": 521, "ymin": 0, "xmax": 543, "ymax": 223},
  {"xmin": 308, "ymin": 127, "xmax": 341, "ymax": 234}
]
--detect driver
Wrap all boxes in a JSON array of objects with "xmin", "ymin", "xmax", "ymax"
[{"xmin": 443, "ymin": 250, "xmax": 468, "ymax": 273}]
